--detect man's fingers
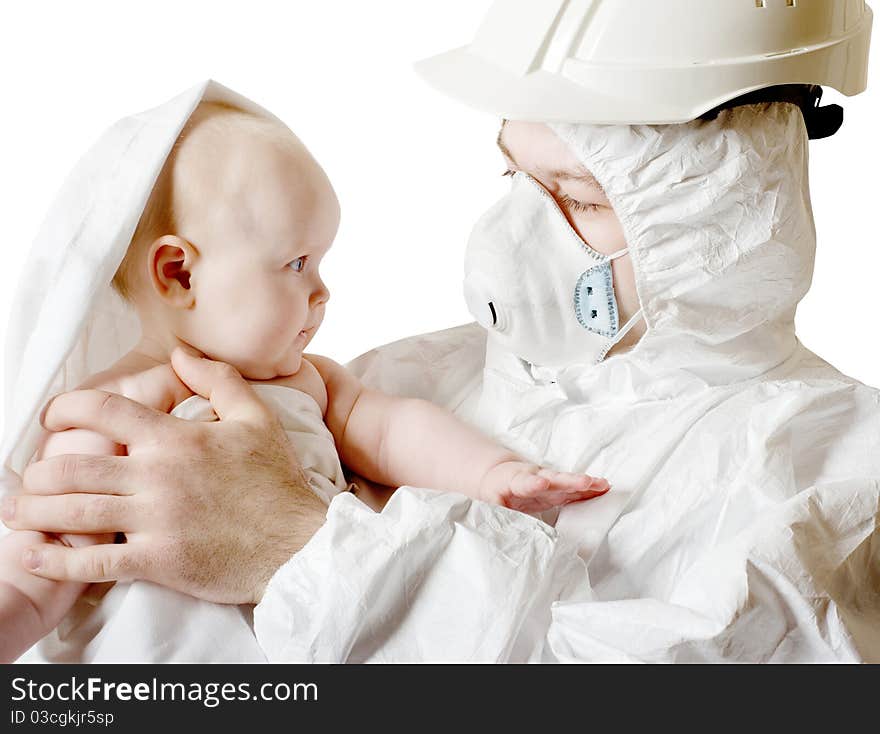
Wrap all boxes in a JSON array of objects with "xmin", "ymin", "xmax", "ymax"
[
  {"xmin": 2, "ymin": 494, "xmax": 135, "ymax": 534},
  {"xmin": 22, "ymin": 454, "xmax": 134, "ymax": 495},
  {"xmin": 170, "ymin": 347, "xmax": 272, "ymax": 423},
  {"xmin": 41, "ymin": 389, "xmax": 173, "ymax": 445},
  {"xmin": 21, "ymin": 542, "xmax": 142, "ymax": 584}
]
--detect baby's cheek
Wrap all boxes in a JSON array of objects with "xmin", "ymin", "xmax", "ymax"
[
  {"xmin": 248, "ymin": 312, "xmax": 296, "ymax": 352},
  {"xmin": 237, "ymin": 319, "xmax": 302, "ymax": 376},
  {"xmin": 190, "ymin": 286, "xmax": 303, "ymax": 374}
]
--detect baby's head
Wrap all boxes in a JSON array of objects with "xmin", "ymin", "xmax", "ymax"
[{"xmin": 113, "ymin": 101, "xmax": 339, "ymax": 380}]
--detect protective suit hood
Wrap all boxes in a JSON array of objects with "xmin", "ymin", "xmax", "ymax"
[{"xmin": 534, "ymin": 104, "xmax": 815, "ymax": 399}]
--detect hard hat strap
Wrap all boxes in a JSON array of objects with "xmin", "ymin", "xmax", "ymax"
[{"xmin": 699, "ymin": 84, "xmax": 844, "ymax": 141}]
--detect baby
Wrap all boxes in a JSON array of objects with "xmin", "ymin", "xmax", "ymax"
[{"xmin": 0, "ymin": 102, "xmax": 609, "ymax": 662}]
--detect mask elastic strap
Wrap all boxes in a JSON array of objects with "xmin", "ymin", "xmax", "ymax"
[
  {"xmin": 617, "ymin": 308, "xmax": 644, "ymax": 341},
  {"xmin": 597, "ymin": 308, "xmax": 644, "ymax": 364}
]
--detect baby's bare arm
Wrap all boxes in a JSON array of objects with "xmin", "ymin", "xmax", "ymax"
[
  {"xmin": 0, "ymin": 530, "xmax": 87, "ymax": 662},
  {"xmin": 308, "ymin": 355, "xmax": 610, "ymax": 509},
  {"xmin": 308, "ymin": 355, "xmax": 523, "ymax": 500},
  {"xmin": 309, "ymin": 356, "xmax": 512, "ymax": 499}
]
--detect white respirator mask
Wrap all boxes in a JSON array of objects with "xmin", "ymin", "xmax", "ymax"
[{"xmin": 464, "ymin": 172, "xmax": 643, "ymax": 369}]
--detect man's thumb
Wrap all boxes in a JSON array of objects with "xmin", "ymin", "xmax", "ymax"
[{"xmin": 170, "ymin": 347, "xmax": 269, "ymax": 423}]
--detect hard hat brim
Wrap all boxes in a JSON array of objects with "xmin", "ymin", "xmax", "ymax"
[{"xmin": 416, "ymin": 3, "xmax": 872, "ymax": 127}]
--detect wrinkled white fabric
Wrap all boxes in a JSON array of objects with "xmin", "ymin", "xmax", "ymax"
[
  {"xmin": 255, "ymin": 487, "xmax": 585, "ymax": 662},
  {"xmin": 256, "ymin": 103, "xmax": 880, "ymax": 662},
  {"xmin": 18, "ymin": 385, "xmax": 347, "ymax": 662}
]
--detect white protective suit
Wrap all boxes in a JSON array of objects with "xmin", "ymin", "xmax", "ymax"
[
  {"xmin": 2, "ymin": 80, "xmax": 878, "ymax": 662},
  {"xmin": 255, "ymin": 102, "xmax": 880, "ymax": 663}
]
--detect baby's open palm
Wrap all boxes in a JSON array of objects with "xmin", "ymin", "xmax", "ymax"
[{"xmin": 481, "ymin": 461, "xmax": 610, "ymax": 514}]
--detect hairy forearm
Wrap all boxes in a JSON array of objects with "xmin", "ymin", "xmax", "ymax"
[
  {"xmin": 253, "ymin": 483, "xmax": 327, "ymax": 599},
  {"xmin": 343, "ymin": 394, "xmax": 518, "ymax": 499}
]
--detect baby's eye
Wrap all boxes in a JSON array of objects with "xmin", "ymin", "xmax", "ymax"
[
  {"xmin": 559, "ymin": 194, "xmax": 601, "ymax": 215},
  {"xmin": 288, "ymin": 256, "xmax": 308, "ymax": 273}
]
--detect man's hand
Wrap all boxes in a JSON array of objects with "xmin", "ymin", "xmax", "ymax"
[{"xmin": 0, "ymin": 349, "xmax": 326, "ymax": 605}]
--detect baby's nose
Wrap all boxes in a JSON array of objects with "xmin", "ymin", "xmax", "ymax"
[{"xmin": 311, "ymin": 279, "xmax": 330, "ymax": 306}]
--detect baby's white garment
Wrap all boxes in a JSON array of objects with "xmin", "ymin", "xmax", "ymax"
[{"xmin": 20, "ymin": 384, "xmax": 347, "ymax": 663}]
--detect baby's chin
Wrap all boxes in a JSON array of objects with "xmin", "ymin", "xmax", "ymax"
[
  {"xmin": 222, "ymin": 333, "xmax": 313, "ymax": 380},
  {"xmin": 241, "ymin": 352, "xmax": 305, "ymax": 381}
]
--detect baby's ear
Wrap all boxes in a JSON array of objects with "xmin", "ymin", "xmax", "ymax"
[{"xmin": 148, "ymin": 235, "xmax": 196, "ymax": 307}]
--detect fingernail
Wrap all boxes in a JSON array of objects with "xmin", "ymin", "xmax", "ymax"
[
  {"xmin": 0, "ymin": 496, "xmax": 15, "ymax": 521},
  {"xmin": 22, "ymin": 549, "xmax": 41, "ymax": 570}
]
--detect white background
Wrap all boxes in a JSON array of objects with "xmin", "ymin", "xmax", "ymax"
[{"xmin": 1, "ymin": 0, "xmax": 878, "ymax": 442}]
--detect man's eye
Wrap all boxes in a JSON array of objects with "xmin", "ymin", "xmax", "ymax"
[
  {"xmin": 559, "ymin": 194, "xmax": 601, "ymax": 214},
  {"xmin": 288, "ymin": 256, "xmax": 308, "ymax": 273}
]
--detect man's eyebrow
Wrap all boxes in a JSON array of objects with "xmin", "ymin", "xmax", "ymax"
[
  {"xmin": 553, "ymin": 169, "xmax": 605, "ymax": 193},
  {"xmin": 496, "ymin": 126, "xmax": 605, "ymax": 194}
]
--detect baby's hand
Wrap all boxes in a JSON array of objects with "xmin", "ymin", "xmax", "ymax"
[{"xmin": 480, "ymin": 461, "xmax": 610, "ymax": 513}]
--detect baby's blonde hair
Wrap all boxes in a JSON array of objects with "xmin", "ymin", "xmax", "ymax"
[{"xmin": 111, "ymin": 101, "xmax": 291, "ymax": 302}]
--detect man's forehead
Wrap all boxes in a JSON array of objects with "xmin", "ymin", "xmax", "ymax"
[{"xmin": 497, "ymin": 122, "xmax": 605, "ymax": 193}]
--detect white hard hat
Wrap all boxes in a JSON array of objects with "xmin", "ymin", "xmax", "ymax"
[{"xmin": 416, "ymin": 0, "xmax": 873, "ymax": 127}]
